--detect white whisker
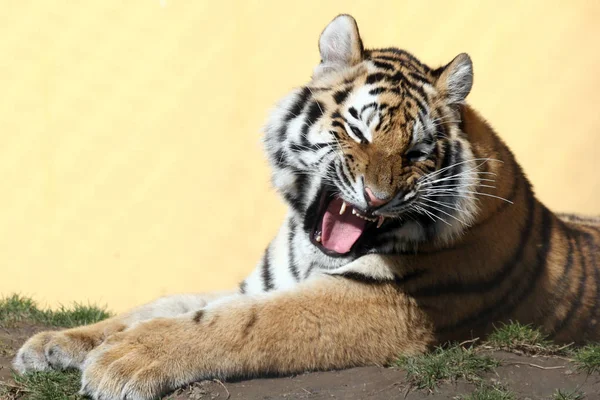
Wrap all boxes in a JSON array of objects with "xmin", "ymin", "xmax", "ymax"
[
  {"xmin": 420, "ymin": 158, "xmax": 502, "ymax": 184},
  {"xmin": 413, "ymin": 205, "xmax": 438, "ymax": 223},
  {"xmin": 414, "ymin": 204, "xmax": 451, "ymax": 226},
  {"xmin": 422, "ymin": 173, "xmax": 497, "ymax": 186},
  {"xmin": 420, "ymin": 197, "xmax": 465, "ymax": 213},
  {"xmin": 424, "ymin": 184, "xmax": 497, "ymax": 191},
  {"xmin": 421, "ymin": 176, "xmax": 496, "ymax": 186},
  {"xmin": 418, "ymin": 202, "xmax": 467, "ymax": 226},
  {"xmin": 425, "ymin": 191, "xmax": 513, "ymax": 204}
]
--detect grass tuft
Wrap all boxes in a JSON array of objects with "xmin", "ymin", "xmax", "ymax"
[
  {"xmin": 0, "ymin": 294, "xmax": 39, "ymax": 323},
  {"xmin": 461, "ymin": 383, "xmax": 515, "ymax": 400},
  {"xmin": 486, "ymin": 321, "xmax": 566, "ymax": 355},
  {"xmin": 573, "ymin": 344, "xmax": 600, "ymax": 375},
  {"xmin": 396, "ymin": 344, "xmax": 499, "ymax": 391},
  {"xmin": 0, "ymin": 294, "xmax": 110, "ymax": 399},
  {"xmin": 1, "ymin": 370, "xmax": 85, "ymax": 400},
  {"xmin": 0, "ymin": 294, "xmax": 110, "ymax": 328},
  {"xmin": 552, "ymin": 388, "xmax": 586, "ymax": 400}
]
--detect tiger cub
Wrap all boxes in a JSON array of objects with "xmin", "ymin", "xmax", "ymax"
[{"xmin": 14, "ymin": 14, "xmax": 600, "ymax": 400}]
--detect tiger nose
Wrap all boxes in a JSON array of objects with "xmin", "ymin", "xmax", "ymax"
[{"xmin": 364, "ymin": 187, "xmax": 392, "ymax": 207}]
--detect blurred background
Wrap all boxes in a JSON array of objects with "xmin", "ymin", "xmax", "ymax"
[{"xmin": 1, "ymin": 1, "xmax": 599, "ymax": 312}]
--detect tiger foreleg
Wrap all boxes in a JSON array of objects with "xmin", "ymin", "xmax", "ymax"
[
  {"xmin": 13, "ymin": 291, "xmax": 236, "ymax": 373},
  {"xmin": 79, "ymin": 275, "xmax": 433, "ymax": 400}
]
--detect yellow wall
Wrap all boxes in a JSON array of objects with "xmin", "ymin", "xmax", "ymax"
[{"xmin": 1, "ymin": 1, "xmax": 599, "ymax": 312}]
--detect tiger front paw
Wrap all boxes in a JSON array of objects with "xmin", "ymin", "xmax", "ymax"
[
  {"xmin": 13, "ymin": 329, "xmax": 104, "ymax": 373},
  {"xmin": 80, "ymin": 319, "xmax": 196, "ymax": 400}
]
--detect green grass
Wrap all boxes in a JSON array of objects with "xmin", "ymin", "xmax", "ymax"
[
  {"xmin": 552, "ymin": 388, "xmax": 586, "ymax": 400},
  {"xmin": 0, "ymin": 294, "xmax": 110, "ymax": 328},
  {"xmin": 394, "ymin": 322, "xmax": 598, "ymax": 394},
  {"xmin": 573, "ymin": 344, "xmax": 600, "ymax": 375},
  {"xmin": 1, "ymin": 371, "xmax": 85, "ymax": 400},
  {"xmin": 0, "ymin": 338, "xmax": 12, "ymax": 357},
  {"xmin": 0, "ymin": 294, "xmax": 110, "ymax": 400},
  {"xmin": 461, "ymin": 383, "xmax": 515, "ymax": 400},
  {"xmin": 396, "ymin": 344, "xmax": 499, "ymax": 391},
  {"xmin": 485, "ymin": 321, "xmax": 565, "ymax": 355}
]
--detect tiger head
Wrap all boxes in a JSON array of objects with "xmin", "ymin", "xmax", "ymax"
[{"xmin": 264, "ymin": 14, "xmax": 488, "ymax": 258}]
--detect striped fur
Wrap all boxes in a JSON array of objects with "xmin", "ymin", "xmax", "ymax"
[
  {"xmin": 13, "ymin": 15, "xmax": 600, "ymax": 399},
  {"xmin": 244, "ymin": 15, "xmax": 600, "ymax": 342}
]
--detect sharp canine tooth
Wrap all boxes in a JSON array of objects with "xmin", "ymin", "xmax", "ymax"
[
  {"xmin": 316, "ymin": 235, "xmax": 322, "ymax": 242},
  {"xmin": 352, "ymin": 209, "xmax": 356, "ymax": 215},
  {"xmin": 377, "ymin": 216, "xmax": 385, "ymax": 228},
  {"xmin": 340, "ymin": 201, "xmax": 347, "ymax": 215}
]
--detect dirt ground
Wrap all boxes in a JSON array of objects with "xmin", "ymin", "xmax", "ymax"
[{"xmin": 1, "ymin": 323, "xmax": 599, "ymax": 399}]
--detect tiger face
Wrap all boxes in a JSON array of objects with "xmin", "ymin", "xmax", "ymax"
[{"xmin": 264, "ymin": 15, "xmax": 482, "ymax": 258}]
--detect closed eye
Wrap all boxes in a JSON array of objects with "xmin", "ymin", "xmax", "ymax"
[
  {"xmin": 406, "ymin": 148, "xmax": 430, "ymax": 162},
  {"xmin": 344, "ymin": 122, "xmax": 368, "ymax": 144}
]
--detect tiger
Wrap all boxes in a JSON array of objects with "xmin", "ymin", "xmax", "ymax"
[{"xmin": 13, "ymin": 14, "xmax": 600, "ymax": 400}]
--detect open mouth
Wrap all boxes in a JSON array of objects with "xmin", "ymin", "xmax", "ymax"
[{"xmin": 311, "ymin": 193, "xmax": 385, "ymax": 256}]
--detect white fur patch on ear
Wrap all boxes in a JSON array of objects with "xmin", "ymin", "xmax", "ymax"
[
  {"xmin": 436, "ymin": 53, "xmax": 473, "ymax": 104},
  {"xmin": 314, "ymin": 14, "xmax": 363, "ymax": 78}
]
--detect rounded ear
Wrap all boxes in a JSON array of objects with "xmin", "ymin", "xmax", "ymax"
[
  {"xmin": 435, "ymin": 53, "xmax": 473, "ymax": 104},
  {"xmin": 314, "ymin": 14, "xmax": 364, "ymax": 78}
]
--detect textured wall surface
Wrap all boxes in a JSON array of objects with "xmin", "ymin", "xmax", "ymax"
[{"xmin": 1, "ymin": 1, "xmax": 599, "ymax": 311}]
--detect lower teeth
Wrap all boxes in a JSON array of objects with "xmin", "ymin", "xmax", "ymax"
[
  {"xmin": 315, "ymin": 230, "xmax": 322, "ymax": 243},
  {"xmin": 357, "ymin": 214, "xmax": 375, "ymax": 221}
]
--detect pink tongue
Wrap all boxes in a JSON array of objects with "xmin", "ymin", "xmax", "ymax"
[{"xmin": 321, "ymin": 197, "xmax": 367, "ymax": 254}]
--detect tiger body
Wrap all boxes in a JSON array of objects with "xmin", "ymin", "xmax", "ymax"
[{"xmin": 13, "ymin": 15, "xmax": 600, "ymax": 400}]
